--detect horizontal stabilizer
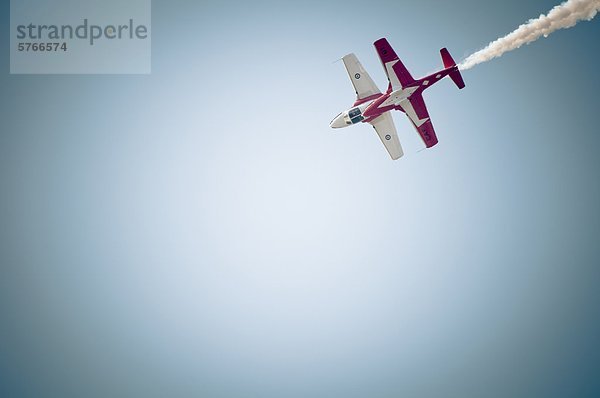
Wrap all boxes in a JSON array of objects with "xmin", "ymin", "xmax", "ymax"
[
  {"xmin": 449, "ymin": 69, "xmax": 465, "ymax": 89},
  {"xmin": 440, "ymin": 48, "xmax": 465, "ymax": 89},
  {"xmin": 440, "ymin": 48, "xmax": 456, "ymax": 68}
]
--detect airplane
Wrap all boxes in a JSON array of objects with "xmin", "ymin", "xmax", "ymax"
[{"xmin": 330, "ymin": 38, "xmax": 465, "ymax": 160}]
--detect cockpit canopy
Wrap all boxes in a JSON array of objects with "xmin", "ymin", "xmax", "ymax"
[
  {"xmin": 330, "ymin": 105, "xmax": 367, "ymax": 129},
  {"xmin": 347, "ymin": 107, "xmax": 364, "ymax": 124}
]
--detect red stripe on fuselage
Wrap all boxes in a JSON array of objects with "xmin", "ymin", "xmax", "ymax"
[{"xmin": 352, "ymin": 93, "xmax": 382, "ymax": 107}]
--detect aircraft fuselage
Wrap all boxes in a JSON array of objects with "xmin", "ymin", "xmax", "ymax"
[{"xmin": 330, "ymin": 67, "xmax": 454, "ymax": 129}]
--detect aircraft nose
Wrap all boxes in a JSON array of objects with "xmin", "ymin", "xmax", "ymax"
[{"xmin": 330, "ymin": 113, "xmax": 347, "ymax": 129}]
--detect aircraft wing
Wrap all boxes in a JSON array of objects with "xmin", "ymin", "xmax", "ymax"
[
  {"xmin": 399, "ymin": 94, "xmax": 439, "ymax": 148},
  {"xmin": 369, "ymin": 112, "xmax": 403, "ymax": 160},
  {"xmin": 342, "ymin": 53, "xmax": 381, "ymax": 101},
  {"xmin": 373, "ymin": 38, "xmax": 415, "ymax": 89}
]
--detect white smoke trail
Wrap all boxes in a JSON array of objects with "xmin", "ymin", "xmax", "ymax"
[{"xmin": 459, "ymin": 0, "xmax": 600, "ymax": 70}]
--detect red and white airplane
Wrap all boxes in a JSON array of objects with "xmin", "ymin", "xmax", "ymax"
[{"xmin": 330, "ymin": 38, "xmax": 465, "ymax": 160}]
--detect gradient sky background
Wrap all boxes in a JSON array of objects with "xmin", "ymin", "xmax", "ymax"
[{"xmin": 1, "ymin": 0, "xmax": 599, "ymax": 397}]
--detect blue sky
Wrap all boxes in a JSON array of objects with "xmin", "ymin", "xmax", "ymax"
[{"xmin": 1, "ymin": 0, "xmax": 599, "ymax": 397}]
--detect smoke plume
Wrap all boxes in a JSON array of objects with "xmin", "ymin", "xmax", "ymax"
[{"xmin": 459, "ymin": 0, "xmax": 600, "ymax": 70}]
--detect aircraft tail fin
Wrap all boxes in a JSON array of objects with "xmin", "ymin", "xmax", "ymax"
[{"xmin": 440, "ymin": 48, "xmax": 465, "ymax": 89}]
